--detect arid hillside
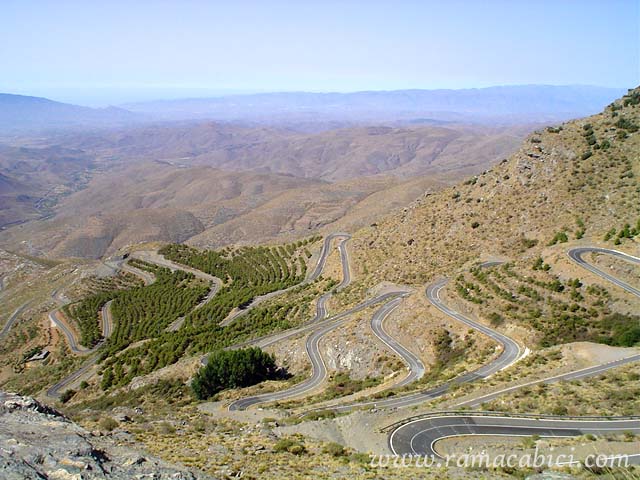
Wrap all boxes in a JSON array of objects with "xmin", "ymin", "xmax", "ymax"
[
  {"xmin": 58, "ymin": 122, "xmax": 526, "ymax": 181},
  {"xmin": 0, "ymin": 122, "xmax": 525, "ymax": 258},
  {"xmin": 350, "ymin": 87, "xmax": 640, "ymax": 285}
]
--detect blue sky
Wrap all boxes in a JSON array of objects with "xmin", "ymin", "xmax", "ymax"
[{"xmin": 1, "ymin": 0, "xmax": 638, "ymax": 105}]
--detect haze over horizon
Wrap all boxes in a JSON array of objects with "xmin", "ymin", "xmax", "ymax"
[{"xmin": 2, "ymin": 0, "xmax": 637, "ymax": 106}]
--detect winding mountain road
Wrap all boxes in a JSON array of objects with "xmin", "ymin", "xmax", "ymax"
[
  {"xmin": 369, "ymin": 297, "xmax": 425, "ymax": 388},
  {"xmin": 303, "ymin": 277, "xmax": 523, "ymax": 414},
  {"xmin": 46, "ymin": 299, "xmax": 114, "ymax": 398},
  {"xmin": 49, "ymin": 309, "xmax": 90, "ymax": 355},
  {"xmin": 388, "ymin": 247, "xmax": 640, "ymax": 457},
  {"xmin": 229, "ymin": 234, "xmax": 371, "ymax": 410}
]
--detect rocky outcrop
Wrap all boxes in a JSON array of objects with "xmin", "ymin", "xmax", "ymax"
[{"xmin": 0, "ymin": 391, "xmax": 211, "ymax": 479}]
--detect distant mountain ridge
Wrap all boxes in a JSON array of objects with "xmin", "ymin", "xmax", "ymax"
[
  {"xmin": 0, "ymin": 93, "xmax": 139, "ymax": 133},
  {"xmin": 0, "ymin": 86, "xmax": 626, "ymax": 133},
  {"xmin": 123, "ymin": 85, "xmax": 626, "ymax": 124}
]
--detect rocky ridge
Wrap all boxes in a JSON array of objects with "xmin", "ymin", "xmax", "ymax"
[{"xmin": 0, "ymin": 391, "xmax": 211, "ymax": 479}]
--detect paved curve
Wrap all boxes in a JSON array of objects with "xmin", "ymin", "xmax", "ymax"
[
  {"xmin": 568, "ymin": 247, "xmax": 640, "ymax": 297},
  {"xmin": 228, "ymin": 296, "xmax": 413, "ymax": 408},
  {"xmin": 307, "ymin": 234, "xmax": 351, "ymax": 324},
  {"xmin": 369, "ymin": 297, "xmax": 425, "ymax": 388},
  {"xmin": 389, "ymin": 414, "xmax": 640, "ymax": 459},
  {"xmin": 49, "ymin": 309, "xmax": 90, "ymax": 355},
  {"xmin": 389, "ymin": 247, "xmax": 640, "ymax": 457}
]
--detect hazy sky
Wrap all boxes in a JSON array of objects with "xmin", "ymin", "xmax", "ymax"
[{"xmin": 1, "ymin": 0, "xmax": 638, "ymax": 105}]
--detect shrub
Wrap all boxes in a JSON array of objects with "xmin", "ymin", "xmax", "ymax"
[
  {"xmin": 471, "ymin": 221, "xmax": 480, "ymax": 229},
  {"xmin": 598, "ymin": 313, "xmax": 640, "ymax": 347},
  {"xmin": 99, "ymin": 417, "xmax": 119, "ymax": 431},
  {"xmin": 157, "ymin": 421, "xmax": 176, "ymax": 434},
  {"xmin": 615, "ymin": 117, "xmax": 639, "ymax": 133},
  {"xmin": 274, "ymin": 437, "xmax": 307, "ymax": 455},
  {"xmin": 304, "ymin": 409, "xmax": 337, "ymax": 421},
  {"xmin": 551, "ymin": 404, "xmax": 568, "ymax": 415},
  {"xmin": 548, "ymin": 231, "xmax": 568, "ymax": 246},
  {"xmin": 191, "ymin": 347, "xmax": 280, "ymax": 400},
  {"xmin": 323, "ymin": 442, "xmax": 347, "ymax": 457},
  {"xmin": 488, "ymin": 312, "xmax": 504, "ymax": 326},
  {"xmin": 60, "ymin": 389, "xmax": 76, "ymax": 404}
]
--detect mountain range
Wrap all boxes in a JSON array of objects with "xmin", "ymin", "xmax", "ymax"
[{"xmin": 0, "ymin": 85, "xmax": 625, "ymax": 134}]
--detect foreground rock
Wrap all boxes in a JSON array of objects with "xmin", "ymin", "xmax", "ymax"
[{"xmin": 0, "ymin": 391, "xmax": 211, "ymax": 479}]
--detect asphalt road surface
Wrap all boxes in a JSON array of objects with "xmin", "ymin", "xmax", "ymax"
[
  {"xmin": 389, "ymin": 414, "xmax": 640, "ymax": 460},
  {"xmin": 369, "ymin": 297, "xmax": 425, "ymax": 388},
  {"xmin": 568, "ymin": 247, "xmax": 640, "ymax": 297},
  {"xmin": 46, "ymin": 299, "xmax": 115, "ymax": 398},
  {"xmin": 49, "ymin": 309, "xmax": 89, "ymax": 355}
]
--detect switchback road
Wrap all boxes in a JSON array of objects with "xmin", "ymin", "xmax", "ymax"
[{"xmin": 389, "ymin": 247, "xmax": 640, "ymax": 456}]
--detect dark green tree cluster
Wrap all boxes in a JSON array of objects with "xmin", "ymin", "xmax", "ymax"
[
  {"xmin": 104, "ymin": 262, "xmax": 208, "ymax": 356},
  {"xmin": 64, "ymin": 291, "xmax": 115, "ymax": 347},
  {"xmin": 547, "ymin": 231, "xmax": 569, "ymax": 246},
  {"xmin": 614, "ymin": 117, "xmax": 639, "ymax": 133},
  {"xmin": 99, "ymin": 280, "xmax": 327, "ymax": 390},
  {"xmin": 160, "ymin": 240, "xmax": 315, "ymax": 330},
  {"xmin": 95, "ymin": 239, "xmax": 323, "ymax": 390},
  {"xmin": 604, "ymin": 219, "xmax": 640, "ymax": 244},
  {"xmin": 598, "ymin": 313, "xmax": 640, "ymax": 347},
  {"xmin": 583, "ymin": 124, "xmax": 597, "ymax": 146},
  {"xmin": 64, "ymin": 270, "xmax": 146, "ymax": 348},
  {"xmin": 191, "ymin": 347, "xmax": 279, "ymax": 400}
]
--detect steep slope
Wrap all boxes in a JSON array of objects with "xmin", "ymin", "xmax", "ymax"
[{"xmin": 352, "ymin": 87, "xmax": 640, "ymax": 284}]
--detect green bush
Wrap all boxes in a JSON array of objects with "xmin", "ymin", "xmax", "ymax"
[
  {"xmin": 598, "ymin": 313, "xmax": 640, "ymax": 347},
  {"xmin": 99, "ymin": 417, "xmax": 119, "ymax": 431},
  {"xmin": 615, "ymin": 117, "xmax": 639, "ymax": 133},
  {"xmin": 191, "ymin": 347, "xmax": 279, "ymax": 400},
  {"xmin": 274, "ymin": 437, "xmax": 307, "ymax": 455},
  {"xmin": 548, "ymin": 231, "xmax": 568, "ymax": 246},
  {"xmin": 581, "ymin": 150, "xmax": 593, "ymax": 160},
  {"xmin": 323, "ymin": 442, "xmax": 347, "ymax": 457},
  {"xmin": 488, "ymin": 312, "xmax": 504, "ymax": 326},
  {"xmin": 60, "ymin": 389, "xmax": 76, "ymax": 403}
]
